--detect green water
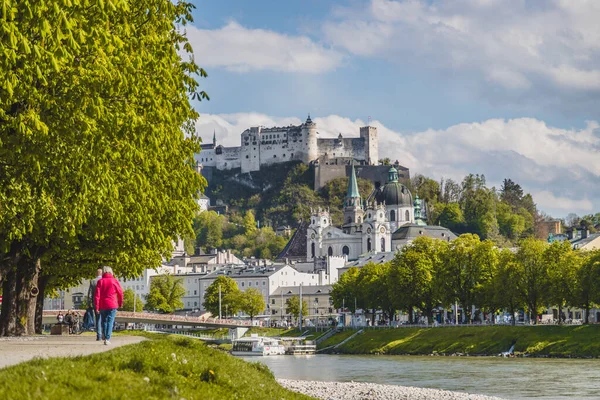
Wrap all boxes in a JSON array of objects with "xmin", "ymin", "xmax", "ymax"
[{"xmin": 242, "ymin": 354, "xmax": 600, "ymax": 399}]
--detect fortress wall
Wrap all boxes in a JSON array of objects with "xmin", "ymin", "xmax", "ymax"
[
  {"xmin": 317, "ymin": 137, "xmax": 367, "ymax": 160},
  {"xmin": 216, "ymin": 146, "xmax": 241, "ymax": 170},
  {"xmin": 195, "ymin": 148, "xmax": 216, "ymax": 167}
]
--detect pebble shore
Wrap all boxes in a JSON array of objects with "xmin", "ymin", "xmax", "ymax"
[{"xmin": 277, "ymin": 379, "xmax": 503, "ymax": 400}]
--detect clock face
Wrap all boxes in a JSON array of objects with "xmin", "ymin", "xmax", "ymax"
[
  {"xmin": 380, "ymin": 227, "xmax": 385, "ymax": 233},
  {"xmin": 311, "ymin": 233, "xmax": 315, "ymax": 239}
]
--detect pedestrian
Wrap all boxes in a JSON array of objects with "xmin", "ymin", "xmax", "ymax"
[
  {"xmin": 87, "ymin": 268, "xmax": 103, "ymax": 341},
  {"xmin": 57, "ymin": 311, "xmax": 64, "ymax": 324},
  {"xmin": 64, "ymin": 310, "xmax": 74, "ymax": 334},
  {"xmin": 94, "ymin": 266, "xmax": 123, "ymax": 345}
]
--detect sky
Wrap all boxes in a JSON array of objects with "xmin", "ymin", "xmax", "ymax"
[{"xmin": 186, "ymin": 0, "xmax": 600, "ymax": 218}]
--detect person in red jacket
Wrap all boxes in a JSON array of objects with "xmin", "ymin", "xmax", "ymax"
[{"xmin": 94, "ymin": 266, "xmax": 123, "ymax": 345}]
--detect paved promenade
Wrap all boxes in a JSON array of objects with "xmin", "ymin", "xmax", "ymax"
[{"xmin": 0, "ymin": 335, "xmax": 145, "ymax": 370}]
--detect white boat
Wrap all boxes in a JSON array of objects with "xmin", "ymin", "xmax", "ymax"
[{"xmin": 231, "ymin": 335, "xmax": 286, "ymax": 356}]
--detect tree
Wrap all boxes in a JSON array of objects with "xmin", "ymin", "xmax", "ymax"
[
  {"xmin": 0, "ymin": 1, "xmax": 206, "ymax": 336},
  {"xmin": 494, "ymin": 249, "xmax": 524, "ymax": 326},
  {"xmin": 545, "ymin": 241, "xmax": 579, "ymax": 324},
  {"xmin": 239, "ymin": 288, "xmax": 265, "ymax": 322},
  {"xmin": 514, "ymin": 238, "xmax": 549, "ymax": 324},
  {"xmin": 285, "ymin": 296, "xmax": 308, "ymax": 322},
  {"xmin": 439, "ymin": 234, "xmax": 488, "ymax": 323},
  {"xmin": 121, "ymin": 288, "xmax": 144, "ymax": 312},
  {"xmin": 573, "ymin": 250, "xmax": 600, "ymax": 324},
  {"xmin": 437, "ymin": 203, "xmax": 465, "ymax": 232},
  {"xmin": 390, "ymin": 237, "xmax": 445, "ymax": 323},
  {"xmin": 331, "ymin": 267, "xmax": 361, "ymax": 313},
  {"xmin": 500, "ymin": 179, "xmax": 524, "ymax": 208},
  {"xmin": 357, "ymin": 262, "xmax": 390, "ymax": 325},
  {"xmin": 202, "ymin": 276, "xmax": 241, "ymax": 317},
  {"xmin": 243, "ymin": 210, "xmax": 258, "ymax": 235},
  {"xmin": 145, "ymin": 275, "xmax": 186, "ymax": 313}
]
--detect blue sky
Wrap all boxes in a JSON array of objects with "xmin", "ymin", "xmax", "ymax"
[{"xmin": 187, "ymin": 0, "xmax": 600, "ymax": 218}]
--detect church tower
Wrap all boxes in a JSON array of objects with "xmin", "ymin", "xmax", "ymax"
[{"xmin": 342, "ymin": 163, "xmax": 364, "ymax": 233}]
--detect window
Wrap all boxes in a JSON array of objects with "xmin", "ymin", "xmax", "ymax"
[
  {"xmin": 271, "ymin": 299, "xmax": 275, "ymax": 305},
  {"xmin": 315, "ymin": 297, "xmax": 319, "ymax": 303},
  {"xmin": 273, "ymin": 155, "xmax": 276, "ymax": 158},
  {"xmin": 381, "ymin": 238, "xmax": 385, "ymax": 252},
  {"xmin": 328, "ymin": 247, "xmax": 333, "ymax": 256},
  {"xmin": 405, "ymin": 210, "xmax": 410, "ymax": 221},
  {"xmin": 194, "ymin": 290, "xmax": 197, "ymax": 295},
  {"xmin": 342, "ymin": 246, "xmax": 350, "ymax": 256},
  {"xmin": 367, "ymin": 238, "xmax": 372, "ymax": 252},
  {"xmin": 241, "ymin": 282, "xmax": 245, "ymax": 287},
  {"xmin": 194, "ymin": 302, "xmax": 197, "ymax": 307},
  {"xmin": 263, "ymin": 281, "xmax": 266, "ymax": 286},
  {"xmin": 347, "ymin": 217, "xmax": 352, "ymax": 223},
  {"xmin": 311, "ymin": 242, "xmax": 315, "ymax": 258},
  {"xmin": 390, "ymin": 210, "xmax": 395, "ymax": 221},
  {"xmin": 249, "ymin": 281, "xmax": 252, "ymax": 286}
]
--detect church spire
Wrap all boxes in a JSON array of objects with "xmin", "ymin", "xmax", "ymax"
[
  {"xmin": 213, "ymin": 130, "xmax": 216, "ymax": 146},
  {"xmin": 345, "ymin": 162, "xmax": 361, "ymax": 207}
]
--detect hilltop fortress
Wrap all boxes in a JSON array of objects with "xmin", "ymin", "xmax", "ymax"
[{"xmin": 196, "ymin": 115, "xmax": 379, "ymax": 174}]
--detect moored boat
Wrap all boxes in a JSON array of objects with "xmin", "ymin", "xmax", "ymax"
[{"xmin": 231, "ymin": 334, "xmax": 286, "ymax": 356}]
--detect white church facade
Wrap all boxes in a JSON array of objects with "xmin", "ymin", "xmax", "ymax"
[
  {"xmin": 196, "ymin": 115, "xmax": 379, "ymax": 173},
  {"xmin": 306, "ymin": 165, "xmax": 429, "ymax": 261}
]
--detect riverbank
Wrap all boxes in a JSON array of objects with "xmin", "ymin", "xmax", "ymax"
[
  {"xmin": 319, "ymin": 325, "xmax": 600, "ymax": 357},
  {"xmin": 278, "ymin": 379, "xmax": 502, "ymax": 400},
  {"xmin": 0, "ymin": 334, "xmax": 310, "ymax": 400}
]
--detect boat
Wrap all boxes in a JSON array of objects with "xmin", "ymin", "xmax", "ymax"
[
  {"xmin": 231, "ymin": 334, "xmax": 286, "ymax": 356},
  {"xmin": 278, "ymin": 336, "xmax": 317, "ymax": 355}
]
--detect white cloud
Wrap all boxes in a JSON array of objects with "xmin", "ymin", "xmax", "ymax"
[
  {"xmin": 323, "ymin": 0, "xmax": 600, "ymax": 92},
  {"xmin": 196, "ymin": 112, "xmax": 600, "ymax": 216},
  {"xmin": 185, "ymin": 22, "xmax": 343, "ymax": 73}
]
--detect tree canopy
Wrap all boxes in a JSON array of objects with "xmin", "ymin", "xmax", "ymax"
[
  {"xmin": 144, "ymin": 275, "xmax": 185, "ymax": 313},
  {"xmin": 0, "ymin": 0, "xmax": 207, "ymax": 336}
]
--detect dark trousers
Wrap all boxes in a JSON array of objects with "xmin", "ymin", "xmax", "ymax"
[{"xmin": 95, "ymin": 312, "xmax": 103, "ymax": 340}]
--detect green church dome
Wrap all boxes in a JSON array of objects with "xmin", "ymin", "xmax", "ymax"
[{"xmin": 374, "ymin": 166, "xmax": 413, "ymax": 207}]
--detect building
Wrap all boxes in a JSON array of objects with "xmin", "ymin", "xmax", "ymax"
[
  {"xmin": 195, "ymin": 115, "xmax": 379, "ymax": 174},
  {"xmin": 548, "ymin": 227, "xmax": 600, "ymax": 251},
  {"xmin": 306, "ymin": 164, "xmax": 453, "ymax": 261},
  {"xmin": 269, "ymin": 285, "xmax": 334, "ymax": 324},
  {"xmin": 195, "ymin": 262, "xmax": 341, "ymax": 314},
  {"xmin": 187, "ymin": 250, "xmax": 244, "ymax": 274}
]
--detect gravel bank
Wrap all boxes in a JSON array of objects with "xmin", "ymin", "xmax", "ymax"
[{"xmin": 277, "ymin": 379, "xmax": 503, "ymax": 400}]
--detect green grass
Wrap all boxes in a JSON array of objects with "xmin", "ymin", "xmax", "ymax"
[
  {"xmin": 326, "ymin": 325, "xmax": 600, "ymax": 357},
  {"xmin": 243, "ymin": 327, "xmax": 292, "ymax": 337},
  {"xmin": 317, "ymin": 329, "xmax": 357, "ymax": 350},
  {"xmin": 0, "ymin": 334, "xmax": 313, "ymax": 400}
]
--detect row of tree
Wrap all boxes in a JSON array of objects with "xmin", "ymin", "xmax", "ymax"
[
  {"xmin": 202, "ymin": 276, "xmax": 266, "ymax": 321},
  {"xmin": 331, "ymin": 235, "xmax": 600, "ymax": 325}
]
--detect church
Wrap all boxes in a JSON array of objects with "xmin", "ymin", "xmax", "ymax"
[{"xmin": 306, "ymin": 164, "xmax": 456, "ymax": 261}]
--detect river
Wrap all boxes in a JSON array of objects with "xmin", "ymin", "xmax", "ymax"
[{"xmin": 240, "ymin": 354, "xmax": 600, "ymax": 399}]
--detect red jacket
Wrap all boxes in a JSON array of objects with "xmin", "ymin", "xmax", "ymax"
[{"xmin": 95, "ymin": 273, "xmax": 123, "ymax": 312}]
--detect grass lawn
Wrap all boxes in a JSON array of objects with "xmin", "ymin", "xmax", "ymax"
[
  {"xmin": 327, "ymin": 325, "xmax": 600, "ymax": 357},
  {"xmin": 0, "ymin": 334, "xmax": 313, "ymax": 400},
  {"xmin": 317, "ymin": 329, "xmax": 357, "ymax": 350}
]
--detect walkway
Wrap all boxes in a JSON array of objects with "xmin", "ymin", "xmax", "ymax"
[{"xmin": 0, "ymin": 335, "xmax": 145, "ymax": 370}]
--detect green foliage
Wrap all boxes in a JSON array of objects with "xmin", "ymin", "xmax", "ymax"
[
  {"xmin": 514, "ymin": 237, "xmax": 549, "ymax": 323},
  {"xmin": 121, "ymin": 288, "xmax": 144, "ymax": 312},
  {"xmin": 0, "ymin": 0, "xmax": 207, "ymax": 334},
  {"xmin": 202, "ymin": 276, "xmax": 241, "ymax": 317},
  {"xmin": 238, "ymin": 288, "xmax": 266, "ymax": 321},
  {"xmin": 285, "ymin": 296, "xmax": 308, "ymax": 320},
  {"xmin": 331, "ymin": 267, "xmax": 361, "ymax": 312},
  {"xmin": 144, "ymin": 275, "xmax": 185, "ymax": 313},
  {"xmin": 0, "ymin": 335, "xmax": 310, "ymax": 399}
]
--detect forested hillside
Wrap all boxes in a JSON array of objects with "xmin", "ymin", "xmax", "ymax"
[{"xmin": 195, "ymin": 161, "xmax": 598, "ymax": 258}]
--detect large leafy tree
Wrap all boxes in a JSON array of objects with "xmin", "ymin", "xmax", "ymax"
[
  {"xmin": 0, "ymin": 1, "xmax": 206, "ymax": 335},
  {"xmin": 239, "ymin": 288, "xmax": 266, "ymax": 322},
  {"xmin": 573, "ymin": 250, "xmax": 600, "ymax": 324},
  {"xmin": 330, "ymin": 267, "xmax": 362, "ymax": 313},
  {"xmin": 145, "ymin": 275, "xmax": 185, "ymax": 313},
  {"xmin": 494, "ymin": 249, "xmax": 523, "ymax": 326},
  {"xmin": 202, "ymin": 276, "xmax": 241, "ymax": 317},
  {"xmin": 514, "ymin": 237, "xmax": 549, "ymax": 324},
  {"xmin": 357, "ymin": 262, "xmax": 390, "ymax": 325},
  {"xmin": 390, "ymin": 237, "xmax": 445, "ymax": 323},
  {"xmin": 545, "ymin": 241, "xmax": 580, "ymax": 324}
]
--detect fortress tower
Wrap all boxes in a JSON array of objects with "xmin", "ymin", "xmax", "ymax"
[
  {"xmin": 302, "ymin": 114, "xmax": 318, "ymax": 163},
  {"xmin": 360, "ymin": 126, "xmax": 378, "ymax": 165}
]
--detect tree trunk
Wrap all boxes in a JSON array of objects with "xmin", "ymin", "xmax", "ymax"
[
  {"xmin": 0, "ymin": 268, "xmax": 18, "ymax": 336},
  {"xmin": 15, "ymin": 257, "xmax": 40, "ymax": 336},
  {"xmin": 584, "ymin": 304, "xmax": 590, "ymax": 324},
  {"xmin": 35, "ymin": 275, "xmax": 51, "ymax": 334},
  {"xmin": 509, "ymin": 305, "xmax": 516, "ymax": 326},
  {"xmin": 408, "ymin": 306, "xmax": 414, "ymax": 324},
  {"xmin": 558, "ymin": 304, "xmax": 563, "ymax": 325}
]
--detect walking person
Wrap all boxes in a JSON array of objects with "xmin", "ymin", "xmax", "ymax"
[
  {"xmin": 94, "ymin": 266, "xmax": 123, "ymax": 345},
  {"xmin": 87, "ymin": 268, "xmax": 103, "ymax": 341}
]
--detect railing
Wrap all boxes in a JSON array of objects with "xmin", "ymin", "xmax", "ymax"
[{"xmin": 42, "ymin": 310, "xmax": 256, "ymax": 327}]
